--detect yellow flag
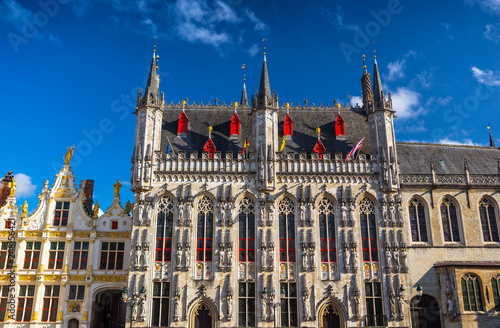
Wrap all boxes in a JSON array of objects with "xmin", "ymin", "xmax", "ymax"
[{"xmin": 279, "ymin": 135, "xmax": 285, "ymax": 152}]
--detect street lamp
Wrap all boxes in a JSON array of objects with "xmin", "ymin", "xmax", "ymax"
[
  {"xmin": 409, "ymin": 284, "xmax": 423, "ymax": 328},
  {"xmin": 263, "ymin": 287, "xmax": 286, "ymax": 328},
  {"xmin": 122, "ymin": 286, "xmax": 145, "ymax": 328}
]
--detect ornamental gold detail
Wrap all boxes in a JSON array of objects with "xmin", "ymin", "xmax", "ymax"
[
  {"xmin": 0, "ymin": 232, "xmax": 9, "ymax": 237},
  {"xmin": 96, "ymin": 232, "xmax": 131, "ymax": 239},
  {"xmin": 67, "ymin": 301, "xmax": 82, "ymax": 313},
  {"xmin": 57, "ymin": 311, "xmax": 63, "ymax": 322},
  {"xmin": 19, "ymin": 275, "xmax": 36, "ymax": 282},
  {"xmin": 69, "ymin": 275, "xmax": 86, "ymax": 282},
  {"xmin": 49, "ymin": 232, "xmax": 67, "ymax": 238},
  {"xmin": 74, "ymin": 231, "xmax": 91, "ymax": 238},
  {"xmin": 54, "ymin": 189, "xmax": 72, "ymax": 198},
  {"xmin": 93, "ymin": 275, "xmax": 127, "ymax": 282},
  {"xmin": 83, "ymin": 311, "xmax": 88, "ymax": 321},
  {"xmin": 44, "ymin": 275, "xmax": 61, "ymax": 282},
  {"xmin": 25, "ymin": 231, "xmax": 42, "ymax": 237},
  {"xmin": 0, "ymin": 276, "xmax": 9, "ymax": 282},
  {"xmin": 32, "ymin": 311, "xmax": 38, "ymax": 321}
]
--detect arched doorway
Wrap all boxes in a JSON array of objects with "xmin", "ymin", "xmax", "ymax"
[
  {"xmin": 322, "ymin": 304, "xmax": 341, "ymax": 328},
  {"xmin": 68, "ymin": 318, "xmax": 79, "ymax": 328},
  {"xmin": 194, "ymin": 304, "xmax": 212, "ymax": 328},
  {"xmin": 90, "ymin": 289, "xmax": 126, "ymax": 328},
  {"xmin": 411, "ymin": 295, "xmax": 441, "ymax": 328}
]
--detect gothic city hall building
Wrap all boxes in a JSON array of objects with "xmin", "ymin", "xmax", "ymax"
[{"xmin": 1, "ymin": 50, "xmax": 500, "ymax": 328}]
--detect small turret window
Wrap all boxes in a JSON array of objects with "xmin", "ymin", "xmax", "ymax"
[
  {"xmin": 177, "ymin": 112, "xmax": 188, "ymax": 136},
  {"xmin": 283, "ymin": 113, "xmax": 293, "ymax": 137},
  {"xmin": 230, "ymin": 113, "xmax": 240, "ymax": 136},
  {"xmin": 335, "ymin": 114, "xmax": 345, "ymax": 136}
]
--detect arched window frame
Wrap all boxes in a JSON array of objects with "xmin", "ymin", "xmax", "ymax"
[
  {"xmin": 491, "ymin": 275, "xmax": 500, "ymax": 311},
  {"xmin": 230, "ymin": 113, "xmax": 241, "ymax": 136},
  {"xmin": 283, "ymin": 114, "xmax": 293, "ymax": 137},
  {"xmin": 318, "ymin": 196, "xmax": 336, "ymax": 263},
  {"xmin": 196, "ymin": 195, "xmax": 214, "ymax": 262},
  {"xmin": 408, "ymin": 196, "xmax": 429, "ymax": 243},
  {"xmin": 177, "ymin": 111, "xmax": 188, "ymax": 136},
  {"xmin": 478, "ymin": 197, "xmax": 499, "ymax": 243},
  {"xmin": 278, "ymin": 196, "xmax": 296, "ymax": 263},
  {"xmin": 238, "ymin": 196, "xmax": 256, "ymax": 263},
  {"xmin": 335, "ymin": 114, "xmax": 345, "ymax": 136},
  {"xmin": 359, "ymin": 196, "xmax": 378, "ymax": 262},
  {"xmin": 461, "ymin": 273, "xmax": 484, "ymax": 312},
  {"xmin": 156, "ymin": 195, "xmax": 175, "ymax": 262},
  {"xmin": 440, "ymin": 197, "xmax": 461, "ymax": 243}
]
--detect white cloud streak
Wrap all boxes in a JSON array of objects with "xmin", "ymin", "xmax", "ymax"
[
  {"xmin": 471, "ymin": 66, "xmax": 500, "ymax": 86},
  {"xmin": 386, "ymin": 50, "xmax": 416, "ymax": 81},
  {"xmin": 14, "ymin": 173, "xmax": 37, "ymax": 198},
  {"xmin": 390, "ymin": 87, "xmax": 424, "ymax": 119}
]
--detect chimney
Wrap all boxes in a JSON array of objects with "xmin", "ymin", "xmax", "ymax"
[
  {"xmin": 83, "ymin": 180, "xmax": 94, "ymax": 213},
  {"xmin": 0, "ymin": 172, "xmax": 14, "ymax": 208}
]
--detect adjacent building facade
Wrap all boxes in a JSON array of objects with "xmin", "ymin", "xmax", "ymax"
[{"xmin": 0, "ymin": 49, "xmax": 499, "ymax": 328}]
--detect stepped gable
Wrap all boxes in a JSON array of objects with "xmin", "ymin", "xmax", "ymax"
[{"xmin": 397, "ymin": 142, "xmax": 500, "ymax": 175}]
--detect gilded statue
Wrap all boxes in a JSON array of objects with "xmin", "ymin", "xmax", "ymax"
[
  {"xmin": 113, "ymin": 180, "xmax": 122, "ymax": 197},
  {"xmin": 21, "ymin": 201, "xmax": 28, "ymax": 217},
  {"xmin": 8, "ymin": 179, "xmax": 16, "ymax": 196},
  {"xmin": 64, "ymin": 146, "xmax": 75, "ymax": 165},
  {"xmin": 93, "ymin": 201, "xmax": 100, "ymax": 217},
  {"xmin": 125, "ymin": 200, "xmax": 132, "ymax": 215}
]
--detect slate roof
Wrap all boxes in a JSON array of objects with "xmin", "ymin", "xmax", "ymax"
[
  {"xmin": 161, "ymin": 106, "xmax": 371, "ymax": 158},
  {"xmin": 396, "ymin": 142, "xmax": 500, "ymax": 175}
]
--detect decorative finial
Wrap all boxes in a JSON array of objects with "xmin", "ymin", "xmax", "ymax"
[
  {"xmin": 208, "ymin": 126, "xmax": 213, "ymax": 138},
  {"xmin": 63, "ymin": 145, "xmax": 75, "ymax": 165},
  {"xmin": 316, "ymin": 127, "xmax": 321, "ymax": 139},
  {"xmin": 182, "ymin": 100, "xmax": 186, "ymax": 110},
  {"xmin": 242, "ymin": 64, "xmax": 246, "ymax": 83},
  {"xmin": 362, "ymin": 54, "xmax": 367, "ymax": 71},
  {"xmin": 337, "ymin": 102, "xmax": 341, "ymax": 114},
  {"xmin": 286, "ymin": 102, "xmax": 289, "ymax": 113},
  {"xmin": 373, "ymin": 41, "xmax": 376, "ymax": 59},
  {"xmin": 234, "ymin": 102, "xmax": 238, "ymax": 112},
  {"xmin": 262, "ymin": 38, "xmax": 267, "ymax": 61}
]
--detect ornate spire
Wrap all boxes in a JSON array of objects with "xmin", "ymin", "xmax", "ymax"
[
  {"xmin": 257, "ymin": 52, "xmax": 272, "ymax": 108},
  {"xmin": 488, "ymin": 125, "xmax": 496, "ymax": 147},
  {"xmin": 240, "ymin": 64, "xmax": 248, "ymax": 106},
  {"xmin": 372, "ymin": 50, "xmax": 385, "ymax": 108},
  {"xmin": 140, "ymin": 39, "xmax": 161, "ymax": 107},
  {"xmin": 361, "ymin": 55, "xmax": 372, "ymax": 113}
]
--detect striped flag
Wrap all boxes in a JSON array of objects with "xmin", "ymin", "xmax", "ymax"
[
  {"xmin": 345, "ymin": 137, "xmax": 365, "ymax": 162},
  {"xmin": 242, "ymin": 138, "xmax": 250, "ymax": 155}
]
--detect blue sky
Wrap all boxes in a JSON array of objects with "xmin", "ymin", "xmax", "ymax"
[{"xmin": 1, "ymin": 0, "xmax": 499, "ymax": 212}]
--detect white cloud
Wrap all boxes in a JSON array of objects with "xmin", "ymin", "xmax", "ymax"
[
  {"xmin": 248, "ymin": 44, "xmax": 259, "ymax": 57},
  {"xmin": 350, "ymin": 96, "xmax": 363, "ymax": 106},
  {"xmin": 142, "ymin": 18, "xmax": 158, "ymax": 35},
  {"xmin": 471, "ymin": 66, "xmax": 500, "ymax": 86},
  {"xmin": 483, "ymin": 24, "xmax": 500, "ymax": 40},
  {"xmin": 438, "ymin": 138, "xmax": 483, "ymax": 146},
  {"xmin": 441, "ymin": 22, "xmax": 451, "ymax": 30},
  {"xmin": 390, "ymin": 87, "xmax": 424, "ymax": 119},
  {"xmin": 14, "ymin": 173, "xmax": 37, "ymax": 198},
  {"xmin": 386, "ymin": 50, "xmax": 416, "ymax": 81},
  {"xmin": 465, "ymin": 0, "xmax": 500, "ymax": 14},
  {"xmin": 326, "ymin": 5, "xmax": 359, "ymax": 31},
  {"xmin": 414, "ymin": 70, "xmax": 432, "ymax": 88},
  {"xmin": 245, "ymin": 8, "xmax": 268, "ymax": 31}
]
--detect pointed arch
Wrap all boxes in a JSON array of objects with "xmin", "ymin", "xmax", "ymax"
[
  {"xmin": 195, "ymin": 193, "xmax": 215, "ymax": 263},
  {"xmin": 284, "ymin": 113, "xmax": 293, "ymax": 137},
  {"xmin": 406, "ymin": 195, "xmax": 430, "ymax": 243},
  {"xmin": 155, "ymin": 194, "xmax": 176, "ymax": 262},
  {"xmin": 357, "ymin": 194, "xmax": 378, "ymax": 263},
  {"xmin": 277, "ymin": 194, "xmax": 296, "ymax": 264},
  {"xmin": 316, "ymin": 194, "xmax": 337, "ymax": 264},
  {"xmin": 178, "ymin": 111, "xmax": 189, "ymax": 136},
  {"xmin": 461, "ymin": 273, "xmax": 484, "ymax": 311},
  {"xmin": 335, "ymin": 114, "xmax": 345, "ymax": 136},
  {"xmin": 317, "ymin": 295, "xmax": 348, "ymax": 328},
  {"xmin": 230, "ymin": 112, "xmax": 240, "ymax": 136},
  {"xmin": 188, "ymin": 297, "xmax": 219, "ymax": 328},
  {"xmin": 478, "ymin": 195, "xmax": 499, "ymax": 242},
  {"xmin": 438, "ymin": 195, "xmax": 462, "ymax": 243},
  {"xmin": 313, "ymin": 191, "xmax": 337, "ymax": 208}
]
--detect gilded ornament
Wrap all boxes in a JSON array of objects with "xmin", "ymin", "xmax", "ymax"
[
  {"xmin": 21, "ymin": 201, "xmax": 28, "ymax": 217},
  {"xmin": 69, "ymin": 275, "xmax": 86, "ymax": 282},
  {"xmin": 113, "ymin": 180, "xmax": 122, "ymax": 197},
  {"xmin": 32, "ymin": 311, "xmax": 38, "ymax": 320},
  {"xmin": 57, "ymin": 311, "xmax": 63, "ymax": 322},
  {"xmin": 83, "ymin": 311, "xmax": 88, "ymax": 321},
  {"xmin": 8, "ymin": 179, "xmax": 16, "ymax": 196},
  {"xmin": 19, "ymin": 275, "xmax": 36, "ymax": 281},
  {"xmin": 74, "ymin": 231, "xmax": 90, "ymax": 238},
  {"xmin": 93, "ymin": 201, "xmax": 100, "ymax": 217},
  {"xmin": 64, "ymin": 146, "xmax": 75, "ymax": 165},
  {"xmin": 49, "ymin": 232, "xmax": 66, "ymax": 238}
]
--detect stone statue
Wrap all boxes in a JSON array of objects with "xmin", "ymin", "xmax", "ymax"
[
  {"xmin": 131, "ymin": 301, "xmax": 138, "ymax": 321},
  {"xmin": 301, "ymin": 244, "xmax": 308, "ymax": 270},
  {"xmin": 381, "ymin": 201, "xmax": 388, "ymax": 226},
  {"xmin": 401, "ymin": 244, "xmax": 408, "ymax": 273},
  {"xmin": 113, "ymin": 180, "xmax": 122, "ymax": 197},
  {"xmin": 227, "ymin": 292, "xmax": 233, "ymax": 319},
  {"xmin": 343, "ymin": 244, "xmax": 350, "ymax": 273},
  {"xmin": 227, "ymin": 202, "xmax": 234, "ymax": 226},
  {"xmin": 348, "ymin": 203, "xmax": 355, "ymax": 226},
  {"xmin": 397, "ymin": 295, "xmax": 405, "ymax": 319},
  {"xmin": 64, "ymin": 145, "xmax": 75, "ymax": 165},
  {"xmin": 309, "ymin": 243, "xmax": 316, "ymax": 268},
  {"xmin": 389, "ymin": 290, "xmax": 396, "ymax": 320},
  {"xmin": 259, "ymin": 157, "xmax": 265, "ymax": 181},
  {"xmin": 227, "ymin": 244, "xmax": 233, "ymax": 269},
  {"xmin": 176, "ymin": 243, "xmax": 182, "ymax": 269},
  {"xmin": 299, "ymin": 202, "xmax": 306, "ymax": 226},
  {"xmin": 391, "ymin": 161, "xmax": 398, "ymax": 181},
  {"xmin": 178, "ymin": 203, "xmax": 185, "ymax": 227},
  {"xmin": 186, "ymin": 203, "xmax": 193, "ymax": 227},
  {"xmin": 261, "ymin": 294, "xmax": 267, "ymax": 320},
  {"xmin": 340, "ymin": 202, "xmax": 347, "ymax": 226},
  {"xmin": 267, "ymin": 160, "xmax": 274, "ymax": 181},
  {"xmin": 397, "ymin": 203, "xmax": 404, "ymax": 226},
  {"xmin": 350, "ymin": 244, "xmax": 358, "ymax": 273},
  {"xmin": 385, "ymin": 244, "xmax": 392, "ymax": 273},
  {"xmin": 268, "ymin": 243, "xmax": 275, "ymax": 269},
  {"xmin": 307, "ymin": 203, "xmax": 314, "ymax": 226},
  {"xmin": 93, "ymin": 201, "xmax": 100, "ymax": 218},
  {"xmin": 445, "ymin": 270, "xmax": 457, "ymax": 317},
  {"xmin": 219, "ymin": 203, "xmax": 226, "ymax": 227},
  {"xmin": 219, "ymin": 243, "xmax": 225, "ymax": 270},
  {"xmin": 382, "ymin": 158, "xmax": 389, "ymax": 182},
  {"xmin": 137, "ymin": 202, "xmax": 144, "ymax": 225},
  {"xmin": 393, "ymin": 246, "xmax": 400, "ymax": 273},
  {"xmin": 260, "ymin": 243, "xmax": 267, "ymax": 270},
  {"xmin": 125, "ymin": 200, "xmax": 132, "ymax": 215},
  {"xmin": 260, "ymin": 205, "xmax": 266, "ymax": 226},
  {"xmin": 21, "ymin": 201, "xmax": 28, "ymax": 217},
  {"xmin": 174, "ymin": 292, "xmax": 181, "ymax": 321},
  {"xmin": 139, "ymin": 298, "xmax": 146, "ymax": 321},
  {"xmin": 184, "ymin": 243, "xmax": 191, "ymax": 268},
  {"xmin": 353, "ymin": 288, "xmax": 361, "ymax": 320},
  {"xmin": 135, "ymin": 245, "xmax": 142, "ymax": 267},
  {"xmin": 142, "ymin": 244, "xmax": 149, "ymax": 267},
  {"xmin": 268, "ymin": 203, "xmax": 275, "ymax": 225},
  {"xmin": 303, "ymin": 291, "xmax": 310, "ymax": 320},
  {"xmin": 389, "ymin": 202, "xmax": 396, "ymax": 226},
  {"xmin": 145, "ymin": 202, "xmax": 152, "ymax": 226}
]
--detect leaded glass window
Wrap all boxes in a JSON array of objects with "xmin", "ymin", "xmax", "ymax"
[
  {"xmin": 441, "ymin": 197, "xmax": 460, "ymax": 242},
  {"xmin": 461, "ymin": 273, "xmax": 483, "ymax": 311},
  {"xmin": 408, "ymin": 197, "xmax": 428, "ymax": 242},
  {"xmin": 479, "ymin": 198, "xmax": 499, "ymax": 242},
  {"xmin": 279, "ymin": 197, "xmax": 295, "ymax": 262},
  {"xmin": 360, "ymin": 197, "xmax": 378, "ymax": 262},
  {"xmin": 196, "ymin": 196, "xmax": 214, "ymax": 262},
  {"xmin": 318, "ymin": 197, "xmax": 336, "ymax": 262}
]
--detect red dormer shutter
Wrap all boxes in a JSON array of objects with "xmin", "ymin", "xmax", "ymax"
[
  {"xmin": 203, "ymin": 138, "xmax": 217, "ymax": 159},
  {"xmin": 178, "ymin": 112, "xmax": 188, "ymax": 135},
  {"xmin": 284, "ymin": 113, "xmax": 293, "ymax": 137},
  {"xmin": 335, "ymin": 114, "xmax": 345, "ymax": 136},
  {"xmin": 230, "ymin": 113, "xmax": 240, "ymax": 136},
  {"xmin": 313, "ymin": 139, "xmax": 326, "ymax": 159}
]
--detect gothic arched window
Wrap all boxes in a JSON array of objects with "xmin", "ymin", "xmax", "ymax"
[
  {"xmin": 238, "ymin": 197, "xmax": 255, "ymax": 262},
  {"xmin": 408, "ymin": 197, "xmax": 428, "ymax": 243},
  {"xmin": 441, "ymin": 197, "xmax": 460, "ymax": 242},
  {"xmin": 461, "ymin": 273, "xmax": 483, "ymax": 311},
  {"xmin": 196, "ymin": 196, "xmax": 214, "ymax": 262},
  {"xmin": 491, "ymin": 275, "xmax": 500, "ymax": 311},
  {"xmin": 279, "ymin": 196, "xmax": 295, "ymax": 262},
  {"xmin": 283, "ymin": 113, "xmax": 293, "ymax": 137},
  {"xmin": 318, "ymin": 197, "xmax": 336, "ymax": 262},
  {"xmin": 230, "ymin": 112, "xmax": 240, "ymax": 136},
  {"xmin": 156, "ymin": 196, "xmax": 174, "ymax": 262},
  {"xmin": 479, "ymin": 197, "xmax": 499, "ymax": 242},
  {"xmin": 177, "ymin": 111, "xmax": 188, "ymax": 136},
  {"xmin": 359, "ymin": 197, "xmax": 378, "ymax": 262}
]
